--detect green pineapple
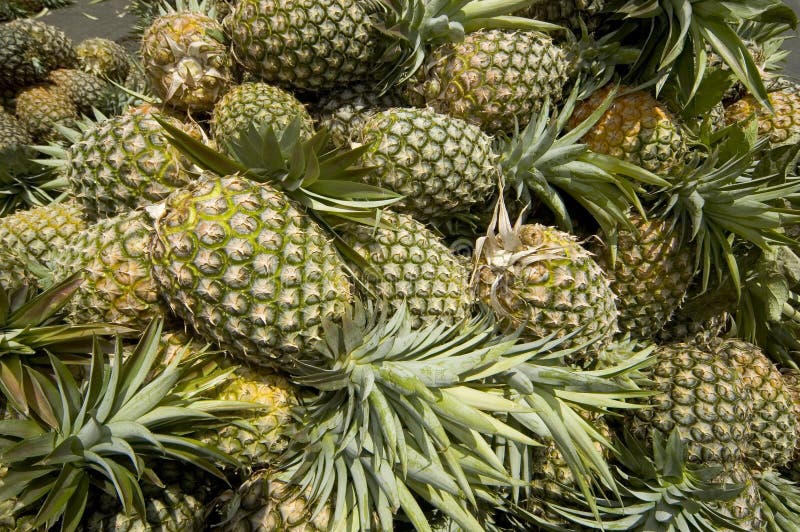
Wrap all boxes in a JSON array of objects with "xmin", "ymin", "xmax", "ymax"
[
  {"xmin": 0, "ymin": 108, "xmax": 36, "ymax": 176},
  {"xmin": 14, "ymin": 83, "xmax": 77, "ymax": 142},
  {"xmin": 0, "ymin": 19, "xmax": 76, "ymax": 89},
  {"xmin": 336, "ymin": 210, "xmax": 474, "ymax": 328},
  {"xmin": 473, "ymin": 197, "xmax": 618, "ymax": 363},
  {"xmin": 148, "ymin": 172, "xmax": 351, "ymax": 364},
  {"xmin": 354, "ymin": 107, "xmax": 498, "ymax": 222},
  {"xmin": 220, "ymin": 469, "xmax": 331, "ymax": 531},
  {"xmin": 631, "ymin": 342, "xmax": 752, "ymax": 465},
  {"xmin": 517, "ymin": 0, "xmax": 605, "ymax": 32},
  {"xmin": 210, "ymin": 82, "xmax": 313, "ymax": 148},
  {"xmin": 75, "ymin": 37, "xmax": 132, "ymax": 83},
  {"xmin": 310, "ymin": 82, "xmax": 408, "ymax": 146},
  {"xmin": 39, "ymin": 104, "xmax": 201, "ymax": 222},
  {"xmin": 711, "ymin": 339, "xmax": 798, "ymax": 471},
  {"xmin": 141, "ymin": 0, "xmax": 233, "ymax": 111},
  {"xmin": 0, "ymin": 201, "xmax": 86, "ymax": 267},
  {"xmin": 46, "ymin": 68, "xmax": 117, "ymax": 115},
  {"xmin": 592, "ymin": 213, "xmax": 695, "ymax": 340},
  {"xmin": 47, "ymin": 209, "xmax": 169, "ymax": 328},
  {"xmin": 708, "ymin": 462, "xmax": 765, "ymax": 531}
]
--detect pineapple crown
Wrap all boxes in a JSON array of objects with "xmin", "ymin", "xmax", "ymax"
[
  {"xmin": 611, "ymin": 0, "xmax": 797, "ymax": 109},
  {"xmin": 284, "ymin": 301, "xmax": 650, "ymax": 530},
  {"xmin": 500, "ymin": 85, "xmax": 668, "ymax": 236},
  {"xmin": 516, "ymin": 429, "xmax": 752, "ymax": 531},
  {"xmin": 373, "ymin": 0, "xmax": 562, "ymax": 92},
  {"xmin": 755, "ymin": 466, "xmax": 800, "ymax": 526},
  {"xmin": 156, "ymin": 114, "xmax": 401, "ymax": 225},
  {"xmin": 0, "ymin": 165, "xmax": 65, "ymax": 218},
  {"xmin": 0, "ymin": 318, "xmax": 258, "ymax": 531},
  {"xmin": 653, "ymin": 127, "xmax": 800, "ymax": 293}
]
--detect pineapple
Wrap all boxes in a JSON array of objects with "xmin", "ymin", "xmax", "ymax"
[
  {"xmin": 0, "ymin": 250, "xmax": 38, "ymax": 292},
  {"xmin": 148, "ymin": 172, "xmax": 352, "ymax": 364},
  {"xmin": 781, "ymin": 369, "xmax": 800, "ymax": 481},
  {"xmin": 75, "ymin": 37, "xmax": 132, "ymax": 83},
  {"xmin": 569, "ymin": 85, "xmax": 689, "ymax": 175},
  {"xmin": 708, "ymin": 462, "xmax": 765, "ymax": 531},
  {"xmin": 220, "ymin": 469, "xmax": 331, "ymax": 531},
  {"xmin": 725, "ymin": 84, "xmax": 800, "ymax": 149},
  {"xmin": 42, "ymin": 105, "xmax": 201, "ymax": 222},
  {"xmin": 47, "ymin": 209, "xmax": 169, "ymax": 328},
  {"xmin": 592, "ymin": 213, "xmax": 695, "ymax": 340},
  {"xmin": 354, "ymin": 107, "xmax": 498, "ymax": 223},
  {"xmin": 0, "ymin": 19, "xmax": 76, "ymax": 89},
  {"xmin": 46, "ymin": 68, "xmax": 117, "ymax": 115},
  {"xmin": 141, "ymin": 1, "xmax": 233, "ymax": 111},
  {"xmin": 310, "ymin": 82, "xmax": 408, "ymax": 147},
  {"xmin": 0, "ymin": 201, "xmax": 86, "ymax": 267},
  {"xmin": 710, "ymin": 339, "xmax": 798, "ymax": 471},
  {"xmin": 335, "ymin": 210, "xmax": 474, "ymax": 328},
  {"xmin": 210, "ymin": 82, "xmax": 313, "ymax": 148},
  {"xmin": 404, "ymin": 29, "xmax": 572, "ymax": 134},
  {"xmin": 517, "ymin": 0, "xmax": 605, "ymax": 32},
  {"xmin": 473, "ymin": 197, "xmax": 618, "ymax": 363},
  {"xmin": 14, "ymin": 83, "xmax": 77, "ymax": 142},
  {"xmin": 196, "ymin": 362, "xmax": 301, "ymax": 469},
  {"xmin": 631, "ymin": 342, "xmax": 752, "ymax": 466},
  {"xmin": 0, "ymin": 109, "xmax": 35, "ymax": 176}
]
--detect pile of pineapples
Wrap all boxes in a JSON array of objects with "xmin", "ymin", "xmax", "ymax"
[{"xmin": 2, "ymin": 0, "xmax": 800, "ymax": 529}]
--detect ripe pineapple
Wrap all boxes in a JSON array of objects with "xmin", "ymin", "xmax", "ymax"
[
  {"xmin": 711, "ymin": 339, "xmax": 797, "ymax": 471},
  {"xmin": 593, "ymin": 213, "xmax": 695, "ymax": 340},
  {"xmin": 141, "ymin": 4, "xmax": 233, "ymax": 111},
  {"xmin": 47, "ymin": 209, "xmax": 168, "ymax": 328},
  {"xmin": 310, "ymin": 82, "xmax": 408, "ymax": 147},
  {"xmin": 14, "ymin": 83, "xmax": 77, "ymax": 142},
  {"xmin": 354, "ymin": 107, "xmax": 498, "ymax": 223},
  {"xmin": 569, "ymin": 85, "xmax": 689, "ymax": 175},
  {"xmin": 210, "ymin": 82, "xmax": 313, "ymax": 148},
  {"xmin": 631, "ymin": 342, "xmax": 752, "ymax": 465},
  {"xmin": 473, "ymin": 198, "xmax": 618, "ymax": 362},
  {"xmin": 781, "ymin": 369, "xmax": 800, "ymax": 481},
  {"xmin": 336, "ymin": 210, "xmax": 474, "ymax": 328},
  {"xmin": 46, "ymin": 104, "xmax": 201, "ymax": 221},
  {"xmin": 725, "ymin": 84, "xmax": 800, "ymax": 149},
  {"xmin": 0, "ymin": 109, "xmax": 35, "ymax": 176},
  {"xmin": 0, "ymin": 20, "xmax": 76, "ymax": 89},
  {"xmin": 46, "ymin": 68, "xmax": 117, "ymax": 115},
  {"xmin": 75, "ymin": 37, "xmax": 132, "ymax": 83},
  {"xmin": 148, "ymin": 173, "xmax": 352, "ymax": 365},
  {"xmin": 220, "ymin": 469, "xmax": 331, "ymax": 531},
  {"xmin": 404, "ymin": 29, "xmax": 572, "ymax": 134},
  {"xmin": 196, "ymin": 362, "xmax": 301, "ymax": 469},
  {"xmin": 0, "ymin": 201, "xmax": 86, "ymax": 267}
]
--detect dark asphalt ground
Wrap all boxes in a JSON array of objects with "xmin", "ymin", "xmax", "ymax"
[{"xmin": 37, "ymin": 0, "xmax": 800, "ymax": 75}]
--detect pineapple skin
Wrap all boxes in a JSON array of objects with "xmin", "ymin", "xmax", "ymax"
[
  {"xmin": 474, "ymin": 223, "xmax": 618, "ymax": 361},
  {"xmin": 0, "ymin": 109, "xmax": 36, "ymax": 175},
  {"xmin": 338, "ymin": 211, "xmax": 474, "ymax": 328},
  {"xmin": 48, "ymin": 209, "xmax": 168, "ymax": 328},
  {"xmin": 47, "ymin": 68, "xmax": 117, "ymax": 115},
  {"xmin": 780, "ymin": 369, "xmax": 800, "ymax": 481},
  {"xmin": 197, "ymin": 363, "xmax": 300, "ymax": 469},
  {"xmin": 405, "ymin": 29, "xmax": 571, "ymax": 134},
  {"xmin": 0, "ymin": 19, "xmax": 76, "ymax": 89},
  {"xmin": 141, "ymin": 12, "xmax": 233, "ymax": 111},
  {"xmin": 632, "ymin": 343, "xmax": 752, "ymax": 466},
  {"xmin": 14, "ymin": 83, "xmax": 78, "ymax": 142},
  {"xmin": 709, "ymin": 462, "xmax": 765, "ymax": 531},
  {"xmin": 710, "ymin": 339, "xmax": 797, "ymax": 470},
  {"xmin": 226, "ymin": 0, "xmax": 380, "ymax": 91},
  {"xmin": 356, "ymin": 107, "xmax": 498, "ymax": 222},
  {"xmin": 76, "ymin": 37, "xmax": 132, "ymax": 83},
  {"xmin": 570, "ymin": 86, "xmax": 688, "ymax": 175},
  {"xmin": 311, "ymin": 82, "xmax": 407, "ymax": 147},
  {"xmin": 149, "ymin": 174, "xmax": 351, "ymax": 365},
  {"xmin": 725, "ymin": 86, "xmax": 800, "ymax": 149},
  {"xmin": 518, "ymin": 0, "xmax": 605, "ymax": 32},
  {"xmin": 594, "ymin": 214, "xmax": 695, "ymax": 340},
  {"xmin": 0, "ymin": 201, "xmax": 86, "ymax": 266},
  {"xmin": 210, "ymin": 82, "xmax": 313, "ymax": 147},
  {"xmin": 223, "ymin": 469, "xmax": 330, "ymax": 531},
  {"xmin": 64, "ymin": 105, "xmax": 199, "ymax": 222}
]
